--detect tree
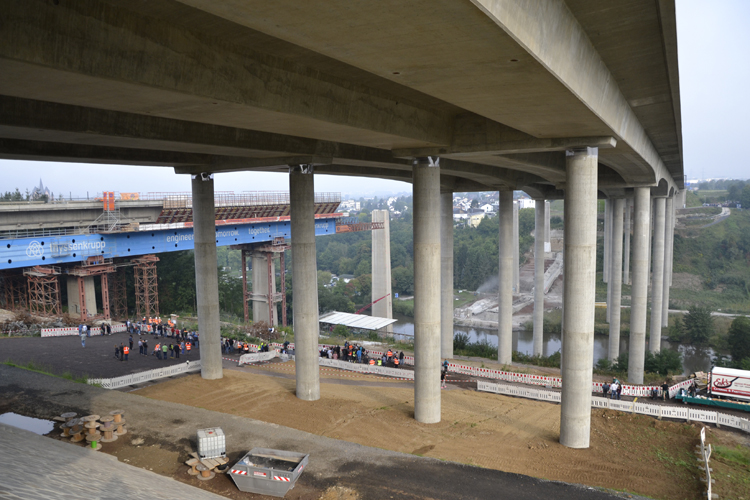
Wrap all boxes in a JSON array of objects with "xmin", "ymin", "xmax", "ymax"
[
  {"xmin": 682, "ymin": 306, "xmax": 714, "ymax": 344},
  {"xmin": 728, "ymin": 316, "xmax": 750, "ymax": 365}
]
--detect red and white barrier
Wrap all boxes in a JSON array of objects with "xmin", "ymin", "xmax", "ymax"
[{"xmin": 41, "ymin": 323, "xmax": 126, "ymax": 338}]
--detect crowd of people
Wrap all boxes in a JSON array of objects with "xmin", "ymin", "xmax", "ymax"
[{"xmin": 319, "ymin": 341, "xmax": 406, "ymax": 368}]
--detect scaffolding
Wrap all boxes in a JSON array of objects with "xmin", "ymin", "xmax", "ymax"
[
  {"xmin": 1, "ymin": 272, "xmax": 28, "ymax": 311},
  {"xmin": 24, "ymin": 266, "xmax": 62, "ymax": 317},
  {"xmin": 110, "ymin": 270, "xmax": 128, "ymax": 319},
  {"xmin": 87, "ymin": 191, "xmax": 122, "ymax": 233},
  {"xmin": 133, "ymin": 254, "xmax": 159, "ymax": 319},
  {"xmin": 236, "ymin": 238, "xmax": 287, "ymax": 327}
]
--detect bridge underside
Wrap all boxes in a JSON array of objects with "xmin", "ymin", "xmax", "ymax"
[{"xmin": 0, "ymin": 0, "xmax": 682, "ymax": 197}]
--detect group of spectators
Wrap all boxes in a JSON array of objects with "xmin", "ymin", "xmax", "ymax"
[
  {"xmin": 126, "ymin": 318, "xmax": 199, "ymax": 345},
  {"xmin": 319, "ymin": 341, "xmax": 406, "ymax": 368},
  {"xmin": 112, "ymin": 333, "xmax": 194, "ymax": 361},
  {"xmin": 221, "ymin": 337, "xmax": 273, "ymax": 354},
  {"xmin": 601, "ymin": 378, "xmax": 623, "ymax": 400}
]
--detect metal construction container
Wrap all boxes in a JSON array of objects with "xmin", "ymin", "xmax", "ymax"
[
  {"xmin": 197, "ymin": 427, "xmax": 226, "ymax": 459},
  {"xmin": 229, "ymin": 447, "xmax": 309, "ymax": 497}
]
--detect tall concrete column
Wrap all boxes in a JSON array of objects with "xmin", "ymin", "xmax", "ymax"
[
  {"xmin": 661, "ymin": 196, "xmax": 675, "ymax": 327},
  {"xmin": 413, "ymin": 157, "xmax": 441, "ymax": 423},
  {"xmin": 371, "ymin": 209, "xmax": 393, "ymax": 334},
  {"xmin": 603, "ymin": 199, "xmax": 610, "ymax": 283},
  {"xmin": 628, "ymin": 188, "xmax": 651, "ymax": 384},
  {"xmin": 497, "ymin": 189, "xmax": 514, "ymax": 365},
  {"xmin": 191, "ymin": 173, "xmax": 222, "ymax": 380},
  {"xmin": 623, "ymin": 199, "xmax": 631, "ymax": 285},
  {"xmin": 560, "ymin": 147, "xmax": 598, "ymax": 449},
  {"xmin": 513, "ymin": 200, "xmax": 520, "ymax": 293},
  {"xmin": 66, "ymin": 276, "xmax": 97, "ymax": 317},
  {"xmin": 289, "ymin": 164, "xmax": 320, "ymax": 401},
  {"xmin": 608, "ymin": 199, "xmax": 624, "ymax": 362},
  {"xmin": 533, "ymin": 199, "xmax": 546, "ymax": 357},
  {"xmin": 544, "ymin": 200, "xmax": 551, "ymax": 253},
  {"xmin": 649, "ymin": 197, "xmax": 666, "ymax": 352},
  {"xmin": 440, "ymin": 193, "xmax": 454, "ymax": 359}
]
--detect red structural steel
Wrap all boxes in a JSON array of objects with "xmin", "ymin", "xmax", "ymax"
[
  {"xmin": 133, "ymin": 255, "xmax": 159, "ymax": 319},
  {"xmin": 68, "ymin": 258, "xmax": 117, "ymax": 321},
  {"xmin": 24, "ymin": 266, "xmax": 62, "ymax": 317}
]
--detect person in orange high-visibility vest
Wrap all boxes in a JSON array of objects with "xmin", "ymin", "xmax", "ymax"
[
  {"xmin": 394, "ymin": 357, "xmax": 400, "ymax": 368},
  {"xmin": 186, "ymin": 342, "xmax": 192, "ymax": 358},
  {"xmin": 122, "ymin": 345, "xmax": 130, "ymax": 361},
  {"xmin": 369, "ymin": 359, "xmax": 375, "ymax": 365},
  {"xmin": 154, "ymin": 343, "xmax": 161, "ymax": 359}
]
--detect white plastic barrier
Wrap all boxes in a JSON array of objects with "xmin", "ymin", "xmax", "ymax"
[
  {"xmin": 478, "ymin": 380, "xmax": 750, "ymax": 436},
  {"xmin": 669, "ymin": 379, "xmax": 694, "ymax": 398},
  {"xmin": 88, "ymin": 360, "xmax": 201, "ymax": 389},
  {"xmin": 238, "ymin": 351, "xmax": 278, "ymax": 365},
  {"xmin": 318, "ymin": 357, "xmax": 414, "ymax": 379}
]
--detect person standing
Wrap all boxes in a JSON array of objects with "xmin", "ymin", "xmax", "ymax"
[
  {"xmin": 186, "ymin": 341, "xmax": 192, "ymax": 358},
  {"xmin": 106, "ymin": 323, "xmax": 112, "ymax": 336},
  {"xmin": 155, "ymin": 342, "xmax": 161, "ymax": 360},
  {"xmin": 119, "ymin": 343, "xmax": 125, "ymax": 361},
  {"xmin": 661, "ymin": 381, "xmax": 670, "ymax": 401},
  {"xmin": 138, "ymin": 337, "xmax": 143, "ymax": 355},
  {"xmin": 162, "ymin": 342, "xmax": 168, "ymax": 360},
  {"xmin": 114, "ymin": 343, "xmax": 120, "ymax": 360},
  {"xmin": 129, "ymin": 335, "xmax": 134, "ymax": 351},
  {"xmin": 80, "ymin": 330, "xmax": 86, "ymax": 348},
  {"xmin": 123, "ymin": 344, "xmax": 129, "ymax": 361},
  {"xmin": 83, "ymin": 324, "xmax": 89, "ymax": 337}
]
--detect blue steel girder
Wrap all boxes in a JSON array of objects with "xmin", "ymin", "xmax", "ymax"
[{"xmin": 0, "ymin": 217, "xmax": 337, "ymax": 270}]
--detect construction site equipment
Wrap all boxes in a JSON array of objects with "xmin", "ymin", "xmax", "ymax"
[
  {"xmin": 230, "ymin": 448, "xmax": 309, "ymax": 497},
  {"xmin": 110, "ymin": 410, "xmax": 127, "ymax": 435},
  {"xmin": 110, "ymin": 271, "xmax": 128, "ymax": 319},
  {"xmin": 235, "ymin": 241, "xmax": 287, "ymax": 327},
  {"xmin": 197, "ymin": 428, "xmax": 226, "ymax": 460},
  {"xmin": 1, "ymin": 272, "xmax": 27, "ymax": 311},
  {"xmin": 67, "ymin": 257, "xmax": 117, "ymax": 321}
]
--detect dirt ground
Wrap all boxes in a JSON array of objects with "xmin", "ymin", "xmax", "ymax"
[{"xmin": 133, "ymin": 362, "xmax": 750, "ymax": 500}]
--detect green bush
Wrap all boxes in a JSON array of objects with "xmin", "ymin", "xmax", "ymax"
[
  {"xmin": 512, "ymin": 350, "xmax": 561, "ymax": 368},
  {"xmin": 453, "ymin": 332, "xmax": 469, "ymax": 351}
]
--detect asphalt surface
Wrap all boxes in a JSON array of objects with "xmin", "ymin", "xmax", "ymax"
[
  {"xmin": 0, "ymin": 363, "xmax": 646, "ymax": 500},
  {"xmin": 0, "ymin": 330, "xmax": 197, "ymax": 378}
]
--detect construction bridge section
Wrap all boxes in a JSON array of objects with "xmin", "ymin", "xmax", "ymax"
[{"xmin": 0, "ymin": 191, "xmax": 350, "ymax": 323}]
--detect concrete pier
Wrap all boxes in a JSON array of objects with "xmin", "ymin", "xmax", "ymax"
[
  {"xmin": 661, "ymin": 196, "xmax": 674, "ymax": 327},
  {"xmin": 623, "ymin": 199, "xmax": 631, "ymax": 285},
  {"xmin": 608, "ymin": 198, "xmax": 624, "ymax": 362},
  {"xmin": 649, "ymin": 196, "xmax": 666, "ymax": 353},
  {"xmin": 440, "ymin": 193, "xmax": 454, "ymax": 359},
  {"xmin": 497, "ymin": 190, "xmax": 514, "ymax": 365},
  {"xmin": 66, "ymin": 276, "xmax": 97, "ymax": 317},
  {"xmin": 371, "ymin": 209, "xmax": 393, "ymax": 335},
  {"xmin": 290, "ymin": 165, "xmax": 320, "ymax": 401},
  {"xmin": 413, "ymin": 158, "xmax": 441, "ymax": 423},
  {"xmin": 544, "ymin": 200, "xmax": 551, "ymax": 253},
  {"xmin": 513, "ymin": 200, "xmax": 520, "ymax": 293},
  {"xmin": 628, "ymin": 188, "xmax": 651, "ymax": 384},
  {"xmin": 533, "ymin": 199, "xmax": 546, "ymax": 357},
  {"xmin": 603, "ymin": 199, "xmax": 610, "ymax": 284},
  {"xmin": 251, "ymin": 252, "xmax": 277, "ymax": 325},
  {"xmin": 191, "ymin": 174, "xmax": 222, "ymax": 380},
  {"xmin": 560, "ymin": 147, "xmax": 598, "ymax": 449}
]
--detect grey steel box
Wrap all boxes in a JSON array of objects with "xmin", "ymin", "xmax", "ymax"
[
  {"xmin": 229, "ymin": 447, "xmax": 309, "ymax": 497},
  {"xmin": 197, "ymin": 427, "xmax": 226, "ymax": 459}
]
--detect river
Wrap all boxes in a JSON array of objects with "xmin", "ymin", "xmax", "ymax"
[{"xmin": 389, "ymin": 312, "xmax": 715, "ymax": 375}]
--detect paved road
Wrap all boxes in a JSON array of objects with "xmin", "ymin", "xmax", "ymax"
[
  {"xmin": 0, "ymin": 365, "xmax": 644, "ymax": 500},
  {"xmin": 0, "ymin": 422, "xmax": 228, "ymax": 500}
]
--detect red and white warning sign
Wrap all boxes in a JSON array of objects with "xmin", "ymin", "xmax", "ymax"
[
  {"xmin": 253, "ymin": 471, "xmax": 267, "ymax": 477},
  {"xmin": 231, "ymin": 469, "xmax": 247, "ymax": 475},
  {"xmin": 273, "ymin": 475, "xmax": 291, "ymax": 482}
]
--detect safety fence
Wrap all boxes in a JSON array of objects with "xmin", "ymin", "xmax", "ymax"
[
  {"xmin": 88, "ymin": 360, "xmax": 202, "ymax": 390},
  {"xmin": 478, "ymin": 380, "xmax": 750, "ymax": 435},
  {"xmin": 239, "ymin": 351, "xmax": 282, "ymax": 365},
  {"xmin": 41, "ymin": 324, "xmax": 126, "ymax": 338}
]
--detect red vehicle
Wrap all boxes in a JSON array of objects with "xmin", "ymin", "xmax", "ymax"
[{"xmin": 709, "ymin": 367, "xmax": 750, "ymax": 402}]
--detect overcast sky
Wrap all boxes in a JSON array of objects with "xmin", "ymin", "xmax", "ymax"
[{"xmin": 0, "ymin": 0, "xmax": 747, "ymax": 198}]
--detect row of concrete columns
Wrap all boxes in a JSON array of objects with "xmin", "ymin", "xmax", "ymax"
[
  {"xmin": 191, "ymin": 157, "xmax": 676, "ymax": 450},
  {"xmin": 602, "ymin": 189, "xmax": 677, "ymax": 383}
]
